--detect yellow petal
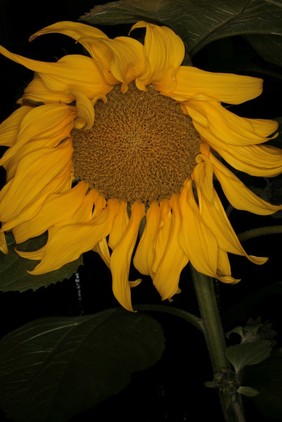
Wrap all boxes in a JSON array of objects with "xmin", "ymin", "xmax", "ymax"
[
  {"xmin": 178, "ymin": 180, "xmax": 219, "ymax": 278},
  {"xmin": 193, "ymin": 162, "xmax": 268, "ymax": 265},
  {"xmin": 99, "ymin": 36, "xmax": 146, "ymax": 92},
  {"xmin": 0, "ymin": 141, "xmax": 72, "ymax": 223},
  {"xmin": 0, "ymin": 106, "xmax": 32, "ymax": 147},
  {"xmin": 20, "ymin": 75, "xmax": 74, "ymax": 104},
  {"xmin": 0, "ymin": 104, "xmax": 75, "ymax": 167},
  {"xmin": 12, "ymin": 181, "xmax": 90, "ymax": 243},
  {"xmin": 215, "ymin": 141, "xmax": 282, "ymax": 177},
  {"xmin": 163, "ymin": 66, "xmax": 263, "ymax": 103},
  {"xmin": 110, "ymin": 201, "xmax": 145, "ymax": 311},
  {"xmin": 108, "ymin": 200, "xmax": 129, "ymax": 250},
  {"xmin": 186, "ymin": 100, "xmax": 278, "ymax": 145},
  {"xmin": 203, "ymin": 147, "xmax": 282, "ymax": 215},
  {"xmin": 133, "ymin": 201, "xmax": 161, "ymax": 275},
  {"xmin": 132, "ymin": 21, "xmax": 185, "ymax": 91},
  {"xmin": 29, "ymin": 21, "xmax": 108, "ymax": 42},
  {"xmin": 0, "ymin": 46, "xmax": 111, "ymax": 99},
  {"xmin": 93, "ymin": 238, "xmax": 111, "ymax": 268},
  {"xmin": 71, "ymin": 91, "xmax": 95, "ymax": 130},
  {"xmin": 217, "ymin": 249, "xmax": 240, "ymax": 284},
  {"xmin": 23, "ymin": 198, "xmax": 119, "ymax": 273},
  {"xmin": 152, "ymin": 194, "xmax": 189, "ymax": 301},
  {"xmin": 0, "ymin": 232, "xmax": 8, "ymax": 254},
  {"xmin": 151, "ymin": 200, "xmax": 172, "ymax": 275}
]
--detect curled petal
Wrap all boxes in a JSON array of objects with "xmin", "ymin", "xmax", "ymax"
[
  {"xmin": 29, "ymin": 21, "xmax": 108, "ymax": 42},
  {"xmin": 132, "ymin": 21, "xmax": 185, "ymax": 91}
]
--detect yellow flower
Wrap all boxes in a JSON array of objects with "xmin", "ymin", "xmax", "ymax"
[{"xmin": 0, "ymin": 21, "xmax": 281, "ymax": 311}]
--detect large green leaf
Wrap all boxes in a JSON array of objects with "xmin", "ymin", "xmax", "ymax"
[
  {"xmin": 0, "ymin": 309, "xmax": 165, "ymax": 422},
  {"xmin": 81, "ymin": 0, "xmax": 282, "ymax": 59},
  {"xmin": 0, "ymin": 233, "xmax": 82, "ymax": 292},
  {"xmin": 243, "ymin": 350, "xmax": 282, "ymax": 420}
]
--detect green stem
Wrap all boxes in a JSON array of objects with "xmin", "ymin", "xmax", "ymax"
[{"xmin": 191, "ymin": 266, "xmax": 246, "ymax": 422}]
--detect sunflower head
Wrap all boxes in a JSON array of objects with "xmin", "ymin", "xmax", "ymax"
[{"xmin": 0, "ymin": 20, "xmax": 281, "ymax": 311}]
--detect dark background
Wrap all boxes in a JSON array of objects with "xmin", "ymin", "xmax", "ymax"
[{"xmin": 0, "ymin": 1, "xmax": 282, "ymax": 421}]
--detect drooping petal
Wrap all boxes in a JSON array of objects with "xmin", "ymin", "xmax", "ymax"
[
  {"xmin": 12, "ymin": 181, "xmax": 90, "ymax": 243},
  {"xmin": 110, "ymin": 201, "xmax": 145, "ymax": 311},
  {"xmin": 108, "ymin": 200, "xmax": 129, "ymax": 250},
  {"xmin": 163, "ymin": 66, "xmax": 263, "ymax": 103},
  {"xmin": 185, "ymin": 100, "xmax": 278, "ymax": 145},
  {"xmin": 152, "ymin": 194, "xmax": 189, "ymax": 301},
  {"xmin": 178, "ymin": 179, "xmax": 219, "ymax": 278},
  {"xmin": 0, "ymin": 106, "xmax": 32, "ymax": 147},
  {"xmin": 201, "ymin": 146, "xmax": 282, "ymax": 215},
  {"xmin": 132, "ymin": 21, "xmax": 185, "ymax": 91},
  {"xmin": 193, "ymin": 161, "xmax": 268, "ymax": 264},
  {"xmin": 133, "ymin": 201, "xmax": 161, "ymax": 275},
  {"xmin": 20, "ymin": 198, "xmax": 120, "ymax": 272},
  {"xmin": 93, "ymin": 238, "xmax": 111, "ymax": 268},
  {"xmin": 0, "ymin": 46, "xmax": 112, "ymax": 99},
  {"xmin": 151, "ymin": 200, "xmax": 172, "ymax": 276},
  {"xmin": 217, "ymin": 249, "xmax": 240, "ymax": 284}
]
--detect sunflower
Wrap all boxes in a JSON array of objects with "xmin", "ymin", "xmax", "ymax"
[{"xmin": 0, "ymin": 21, "xmax": 281, "ymax": 311}]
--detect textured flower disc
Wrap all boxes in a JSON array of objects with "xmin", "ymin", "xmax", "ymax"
[{"xmin": 72, "ymin": 84, "xmax": 201, "ymax": 203}]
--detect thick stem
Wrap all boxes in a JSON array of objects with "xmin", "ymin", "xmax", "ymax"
[{"xmin": 191, "ymin": 266, "xmax": 246, "ymax": 422}]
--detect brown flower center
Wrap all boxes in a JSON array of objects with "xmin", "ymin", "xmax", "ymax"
[{"xmin": 72, "ymin": 84, "xmax": 200, "ymax": 203}]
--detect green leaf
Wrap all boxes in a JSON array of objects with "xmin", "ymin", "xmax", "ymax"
[
  {"xmin": 0, "ymin": 309, "xmax": 165, "ymax": 422},
  {"xmin": 81, "ymin": 0, "xmax": 282, "ymax": 58},
  {"xmin": 226, "ymin": 340, "xmax": 273, "ymax": 374},
  {"xmin": 238, "ymin": 386, "xmax": 260, "ymax": 397},
  {"xmin": 0, "ymin": 232, "xmax": 82, "ymax": 292},
  {"xmin": 244, "ymin": 34, "xmax": 282, "ymax": 68},
  {"xmin": 243, "ymin": 350, "xmax": 282, "ymax": 420}
]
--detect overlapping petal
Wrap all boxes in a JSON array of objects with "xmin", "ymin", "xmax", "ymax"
[
  {"xmin": 0, "ymin": 106, "xmax": 32, "ymax": 147},
  {"xmin": 184, "ymin": 100, "xmax": 278, "ymax": 145},
  {"xmin": 0, "ymin": 103, "xmax": 76, "ymax": 168},
  {"xmin": 0, "ymin": 141, "xmax": 73, "ymax": 228},
  {"xmin": 18, "ymin": 198, "xmax": 120, "ymax": 271},
  {"xmin": 132, "ymin": 21, "xmax": 185, "ymax": 91},
  {"xmin": 12, "ymin": 181, "xmax": 90, "ymax": 243}
]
